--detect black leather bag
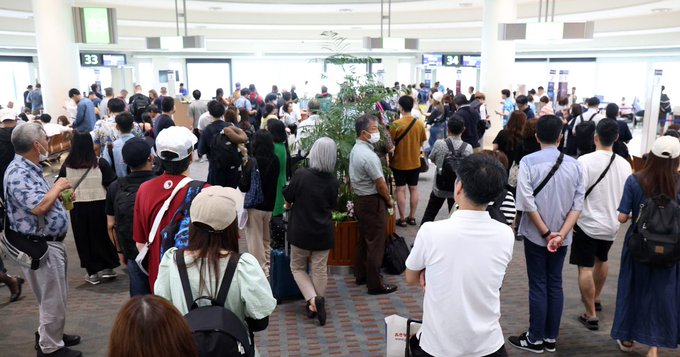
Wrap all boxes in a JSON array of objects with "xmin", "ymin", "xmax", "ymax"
[
  {"xmin": 383, "ymin": 233, "xmax": 411, "ymax": 275},
  {"xmin": 0, "ymin": 198, "xmax": 48, "ymax": 270}
]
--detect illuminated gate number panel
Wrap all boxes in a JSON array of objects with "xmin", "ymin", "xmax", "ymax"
[{"xmin": 80, "ymin": 53, "xmax": 126, "ymax": 67}]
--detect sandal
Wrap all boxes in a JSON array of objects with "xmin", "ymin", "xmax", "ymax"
[
  {"xmin": 406, "ymin": 217, "xmax": 417, "ymax": 226},
  {"xmin": 396, "ymin": 218, "xmax": 408, "ymax": 227},
  {"xmin": 617, "ymin": 340, "xmax": 634, "ymax": 353}
]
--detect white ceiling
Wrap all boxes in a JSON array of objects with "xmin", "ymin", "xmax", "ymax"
[{"xmin": 0, "ymin": 0, "xmax": 678, "ymax": 56}]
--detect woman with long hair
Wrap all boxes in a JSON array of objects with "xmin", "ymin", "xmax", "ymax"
[
  {"xmin": 58, "ymin": 132, "xmax": 118, "ymax": 285},
  {"xmin": 424, "ymin": 92, "xmax": 446, "ymax": 156},
  {"xmin": 562, "ymin": 104, "xmax": 583, "ymax": 156},
  {"xmin": 612, "ymin": 136, "xmax": 680, "ymax": 357},
  {"xmin": 283, "ymin": 137, "xmax": 338, "ymax": 326},
  {"xmin": 109, "ymin": 295, "xmax": 198, "ymax": 357},
  {"xmin": 243, "ymin": 130, "xmax": 280, "ymax": 278},
  {"xmin": 493, "ymin": 110, "xmax": 527, "ymax": 171},
  {"xmin": 606, "ymin": 102, "xmax": 633, "ymax": 161},
  {"xmin": 155, "ymin": 186, "xmax": 276, "ymax": 355}
]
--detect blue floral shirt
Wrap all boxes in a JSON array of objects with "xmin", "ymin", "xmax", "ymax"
[{"xmin": 3, "ymin": 155, "xmax": 68, "ymax": 236}]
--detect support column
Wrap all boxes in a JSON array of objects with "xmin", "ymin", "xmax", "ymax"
[
  {"xmin": 480, "ymin": 0, "xmax": 517, "ymax": 149},
  {"xmin": 32, "ymin": 0, "xmax": 80, "ymax": 117}
]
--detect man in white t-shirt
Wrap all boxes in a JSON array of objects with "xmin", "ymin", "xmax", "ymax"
[
  {"xmin": 405, "ymin": 154, "xmax": 514, "ymax": 357},
  {"xmin": 571, "ymin": 118, "xmax": 631, "ymax": 331},
  {"xmin": 572, "ymin": 96, "xmax": 605, "ymax": 134}
]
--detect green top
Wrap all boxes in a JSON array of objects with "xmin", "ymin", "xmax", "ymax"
[{"xmin": 273, "ymin": 142, "xmax": 288, "ymax": 216}]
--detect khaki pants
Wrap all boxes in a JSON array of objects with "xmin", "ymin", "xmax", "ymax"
[
  {"xmin": 21, "ymin": 242, "xmax": 68, "ymax": 354},
  {"xmin": 290, "ymin": 245, "xmax": 329, "ymax": 301},
  {"xmin": 245, "ymin": 209, "xmax": 272, "ymax": 277}
]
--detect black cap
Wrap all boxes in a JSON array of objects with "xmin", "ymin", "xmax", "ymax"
[{"xmin": 122, "ymin": 138, "xmax": 151, "ymax": 169}]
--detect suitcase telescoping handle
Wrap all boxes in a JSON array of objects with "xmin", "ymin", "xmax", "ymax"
[{"xmin": 405, "ymin": 318, "xmax": 423, "ymax": 357}]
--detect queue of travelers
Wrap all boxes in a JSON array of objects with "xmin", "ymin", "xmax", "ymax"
[{"xmin": 0, "ymin": 79, "xmax": 678, "ymax": 357}]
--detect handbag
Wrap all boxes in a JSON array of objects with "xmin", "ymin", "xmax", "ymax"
[
  {"xmin": 419, "ymin": 153, "xmax": 429, "ymax": 173},
  {"xmin": 508, "ymin": 162, "xmax": 519, "ymax": 188},
  {"xmin": 383, "ymin": 233, "xmax": 411, "ymax": 275},
  {"xmin": 0, "ymin": 197, "xmax": 48, "ymax": 270},
  {"xmin": 135, "ymin": 176, "xmax": 193, "ymax": 276},
  {"xmin": 384, "ymin": 314, "xmax": 422, "ymax": 357}
]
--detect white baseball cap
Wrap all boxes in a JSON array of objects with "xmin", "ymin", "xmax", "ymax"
[
  {"xmin": 0, "ymin": 109, "xmax": 15, "ymax": 121},
  {"xmin": 652, "ymin": 135, "xmax": 680, "ymax": 159},
  {"xmin": 155, "ymin": 126, "xmax": 197, "ymax": 161}
]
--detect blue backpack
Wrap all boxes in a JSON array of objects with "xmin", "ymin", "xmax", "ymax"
[
  {"xmin": 160, "ymin": 180, "xmax": 206, "ymax": 256},
  {"xmin": 240, "ymin": 157, "xmax": 264, "ymax": 209}
]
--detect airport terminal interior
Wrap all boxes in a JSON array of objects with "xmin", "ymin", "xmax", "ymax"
[{"xmin": 1, "ymin": 0, "xmax": 680, "ymax": 356}]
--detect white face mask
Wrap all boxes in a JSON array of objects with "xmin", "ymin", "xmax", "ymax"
[
  {"xmin": 369, "ymin": 132, "xmax": 380, "ymax": 144},
  {"xmin": 37, "ymin": 142, "xmax": 48, "ymax": 162}
]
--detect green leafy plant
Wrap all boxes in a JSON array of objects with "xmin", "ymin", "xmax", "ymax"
[{"xmin": 301, "ymin": 31, "xmax": 392, "ymax": 220}]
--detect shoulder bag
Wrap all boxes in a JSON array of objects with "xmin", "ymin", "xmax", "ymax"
[
  {"xmin": 533, "ymin": 152, "xmax": 565, "ymax": 197},
  {"xmin": 585, "ymin": 152, "xmax": 616, "ymax": 198}
]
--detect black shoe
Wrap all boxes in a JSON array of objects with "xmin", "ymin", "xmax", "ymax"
[
  {"xmin": 508, "ymin": 332, "xmax": 544, "ymax": 354},
  {"xmin": 367, "ymin": 284, "xmax": 397, "ymax": 295},
  {"xmin": 355, "ymin": 277, "xmax": 366, "ymax": 286},
  {"xmin": 9, "ymin": 276, "xmax": 24, "ymax": 302},
  {"xmin": 37, "ymin": 347, "xmax": 82, "ymax": 357},
  {"xmin": 594, "ymin": 301, "xmax": 602, "ymax": 311},
  {"xmin": 305, "ymin": 301, "xmax": 316, "ymax": 319},
  {"xmin": 543, "ymin": 340, "xmax": 556, "ymax": 353},
  {"xmin": 35, "ymin": 332, "xmax": 81, "ymax": 350},
  {"xmin": 578, "ymin": 314, "xmax": 599, "ymax": 331},
  {"xmin": 315, "ymin": 296, "xmax": 326, "ymax": 326}
]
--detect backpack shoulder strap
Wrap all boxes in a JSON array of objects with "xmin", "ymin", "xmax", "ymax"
[
  {"xmin": 445, "ymin": 138, "xmax": 455, "ymax": 153},
  {"xmin": 176, "ymin": 249, "xmax": 194, "ymax": 311},
  {"xmin": 147, "ymin": 176, "xmax": 193, "ymax": 245},
  {"xmin": 533, "ymin": 152, "xmax": 565, "ymax": 197},
  {"xmin": 215, "ymin": 253, "xmax": 240, "ymax": 306},
  {"xmin": 457, "ymin": 141, "xmax": 468, "ymax": 155},
  {"xmin": 107, "ymin": 144, "xmax": 116, "ymax": 174},
  {"xmin": 588, "ymin": 112, "xmax": 598, "ymax": 121},
  {"xmin": 585, "ymin": 152, "xmax": 616, "ymax": 198}
]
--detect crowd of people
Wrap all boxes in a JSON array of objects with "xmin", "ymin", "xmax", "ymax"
[{"xmin": 0, "ymin": 78, "xmax": 678, "ymax": 357}]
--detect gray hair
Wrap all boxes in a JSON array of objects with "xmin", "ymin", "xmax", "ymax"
[
  {"xmin": 354, "ymin": 114, "xmax": 378, "ymax": 137},
  {"xmin": 308, "ymin": 137, "xmax": 337, "ymax": 174},
  {"xmin": 11, "ymin": 122, "xmax": 45, "ymax": 154}
]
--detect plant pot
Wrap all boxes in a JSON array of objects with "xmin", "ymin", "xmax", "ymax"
[{"xmin": 328, "ymin": 214, "xmax": 397, "ymax": 268}]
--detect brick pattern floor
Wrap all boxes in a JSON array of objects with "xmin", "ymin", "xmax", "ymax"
[{"xmin": 0, "ymin": 160, "xmax": 677, "ymax": 356}]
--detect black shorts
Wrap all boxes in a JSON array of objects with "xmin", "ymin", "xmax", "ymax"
[
  {"xmin": 569, "ymin": 225, "xmax": 614, "ymax": 267},
  {"xmin": 392, "ymin": 168, "xmax": 420, "ymax": 187}
]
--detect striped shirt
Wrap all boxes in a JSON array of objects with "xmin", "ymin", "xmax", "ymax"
[{"xmin": 452, "ymin": 190, "xmax": 516, "ymax": 226}]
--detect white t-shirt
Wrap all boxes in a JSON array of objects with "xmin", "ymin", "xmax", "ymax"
[
  {"xmin": 577, "ymin": 150, "xmax": 632, "ymax": 240},
  {"xmin": 197, "ymin": 111, "xmax": 216, "ymax": 131},
  {"xmin": 572, "ymin": 107, "xmax": 605, "ymax": 134},
  {"xmin": 405, "ymin": 210, "xmax": 514, "ymax": 357}
]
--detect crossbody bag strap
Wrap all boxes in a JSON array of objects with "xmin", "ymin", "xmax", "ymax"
[
  {"xmin": 533, "ymin": 152, "xmax": 565, "ymax": 197},
  {"xmin": 175, "ymin": 249, "xmax": 194, "ymax": 310},
  {"xmin": 585, "ymin": 152, "xmax": 616, "ymax": 198},
  {"xmin": 215, "ymin": 253, "xmax": 240, "ymax": 306},
  {"xmin": 394, "ymin": 119, "xmax": 417, "ymax": 147},
  {"xmin": 72, "ymin": 166, "xmax": 93, "ymax": 191},
  {"xmin": 588, "ymin": 112, "xmax": 598, "ymax": 121},
  {"xmin": 147, "ymin": 176, "xmax": 193, "ymax": 245}
]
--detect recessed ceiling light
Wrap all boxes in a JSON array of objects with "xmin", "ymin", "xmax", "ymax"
[
  {"xmin": 208, "ymin": 6, "xmax": 222, "ymax": 11},
  {"xmin": 459, "ymin": 2, "xmax": 473, "ymax": 7},
  {"xmin": 350, "ymin": 26, "xmax": 362, "ymax": 30},
  {"xmin": 651, "ymin": 7, "xmax": 671, "ymax": 13},
  {"xmin": 339, "ymin": 8, "xmax": 352, "ymax": 12}
]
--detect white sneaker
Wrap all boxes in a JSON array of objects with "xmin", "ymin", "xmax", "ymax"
[
  {"xmin": 86, "ymin": 274, "xmax": 101, "ymax": 285},
  {"xmin": 99, "ymin": 269, "xmax": 117, "ymax": 279}
]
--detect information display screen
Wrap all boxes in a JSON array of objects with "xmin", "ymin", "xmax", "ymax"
[
  {"xmin": 80, "ymin": 53, "xmax": 126, "ymax": 67},
  {"xmin": 102, "ymin": 54, "xmax": 126, "ymax": 66},
  {"xmin": 422, "ymin": 54, "xmax": 443, "ymax": 66}
]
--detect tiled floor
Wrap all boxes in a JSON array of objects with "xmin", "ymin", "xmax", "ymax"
[{"xmin": 0, "ymin": 159, "xmax": 676, "ymax": 356}]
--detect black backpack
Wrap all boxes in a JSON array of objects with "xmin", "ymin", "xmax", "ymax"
[
  {"xmin": 487, "ymin": 190, "xmax": 508, "ymax": 225},
  {"xmin": 436, "ymin": 139, "xmax": 468, "ymax": 192},
  {"xmin": 131, "ymin": 94, "xmax": 151, "ymax": 120},
  {"xmin": 113, "ymin": 177, "xmax": 145, "ymax": 258},
  {"xmin": 628, "ymin": 183, "xmax": 680, "ymax": 268},
  {"xmin": 210, "ymin": 132, "xmax": 243, "ymax": 173},
  {"xmin": 574, "ymin": 112, "xmax": 598, "ymax": 154},
  {"xmin": 176, "ymin": 250, "xmax": 254, "ymax": 357}
]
